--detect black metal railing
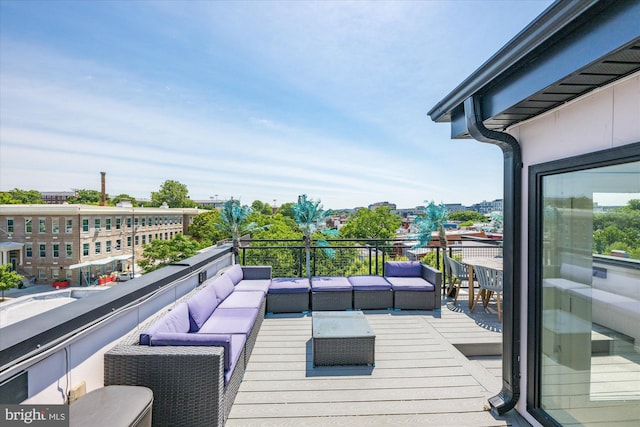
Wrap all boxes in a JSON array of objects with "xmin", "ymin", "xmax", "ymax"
[{"xmin": 239, "ymin": 238, "xmax": 502, "ymax": 279}]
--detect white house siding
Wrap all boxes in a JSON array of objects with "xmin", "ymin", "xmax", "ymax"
[{"xmin": 508, "ymin": 70, "xmax": 640, "ymax": 423}]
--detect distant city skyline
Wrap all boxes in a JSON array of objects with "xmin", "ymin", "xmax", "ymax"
[{"xmin": 0, "ymin": 1, "xmax": 553, "ymax": 209}]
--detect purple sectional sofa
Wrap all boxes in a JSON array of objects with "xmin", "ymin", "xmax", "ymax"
[
  {"xmin": 267, "ymin": 277, "xmax": 311, "ymax": 313},
  {"xmin": 311, "ymin": 276, "xmax": 353, "ymax": 311},
  {"xmin": 105, "ymin": 264, "xmax": 271, "ymax": 427},
  {"xmin": 348, "ymin": 275, "xmax": 394, "ymax": 310},
  {"xmin": 384, "ymin": 261, "xmax": 442, "ymax": 310}
]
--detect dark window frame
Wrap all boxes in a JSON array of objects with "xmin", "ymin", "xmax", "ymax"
[{"xmin": 527, "ymin": 141, "xmax": 640, "ymax": 426}]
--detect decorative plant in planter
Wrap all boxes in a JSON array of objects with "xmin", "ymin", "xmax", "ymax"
[{"xmin": 292, "ymin": 194, "xmax": 334, "ymax": 278}]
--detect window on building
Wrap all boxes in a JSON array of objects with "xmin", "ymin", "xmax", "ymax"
[
  {"xmin": 52, "ymin": 218, "xmax": 59, "ymax": 234},
  {"xmin": 105, "ymin": 218, "xmax": 111, "ymax": 231},
  {"xmin": 95, "ymin": 242, "xmax": 101, "ymax": 254},
  {"xmin": 25, "ymin": 218, "xmax": 32, "ymax": 233},
  {"xmin": 127, "ymin": 217, "xmax": 131, "ymax": 228},
  {"xmin": 529, "ymin": 145, "xmax": 640, "ymax": 426},
  {"xmin": 106, "ymin": 240, "xmax": 111, "ymax": 253},
  {"xmin": 134, "ymin": 217, "xmax": 139, "ymax": 227},
  {"xmin": 135, "ymin": 235, "xmax": 139, "ymax": 246},
  {"xmin": 115, "ymin": 217, "xmax": 121, "ymax": 230},
  {"xmin": 141, "ymin": 217, "xmax": 146, "ymax": 227},
  {"xmin": 127, "ymin": 236, "xmax": 131, "ymax": 247},
  {"xmin": 66, "ymin": 243, "xmax": 72, "ymax": 257},
  {"xmin": 142, "ymin": 235, "xmax": 146, "ymax": 245},
  {"xmin": 94, "ymin": 218, "xmax": 101, "ymax": 231},
  {"xmin": 66, "ymin": 218, "xmax": 73, "ymax": 233},
  {"xmin": 148, "ymin": 217, "xmax": 152, "ymax": 226},
  {"xmin": 51, "ymin": 268, "xmax": 59, "ymax": 280},
  {"xmin": 37, "ymin": 268, "xmax": 46, "ymax": 279},
  {"xmin": 148, "ymin": 234, "xmax": 152, "ymax": 243},
  {"xmin": 83, "ymin": 243, "xmax": 89, "ymax": 256},
  {"xmin": 25, "ymin": 244, "xmax": 32, "ymax": 258},
  {"xmin": 82, "ymin": 218, "xmax": 89, "ymax": 232},
  {"xmin": 115, "ymin": 239, "xmax": 121, "ymax": 251},
  {"xmin": 7, "ymin": 219, "xmax": 14, "ymax": 233},
  {"xmin": 39, "ymin": 218, "xmax": 46, "ymax": 233},
  {"xmin": 52, "ymin": 243, "xmax": 59, "ymax": 258},
  {"xmin": 39, "ymin": 244, "xmax": 46, "ymax": 258}
]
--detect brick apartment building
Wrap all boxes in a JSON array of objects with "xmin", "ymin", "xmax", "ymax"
[{"xmin": 0, "ymin": 204, "xmax": 199, "ymax": 286}]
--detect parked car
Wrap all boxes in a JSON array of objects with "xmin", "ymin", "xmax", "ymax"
[{"xmin": 116, "ymin": 272, "xmax": 132, "ymax": 282}]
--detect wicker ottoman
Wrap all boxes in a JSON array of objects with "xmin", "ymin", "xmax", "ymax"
[
  {"xmin": 312, "ymin": 310, "xmax": 375, "ymax": 366},
  {"xmin": 267, "ymin": 278, "xmax": 310, "ymax": 313}
]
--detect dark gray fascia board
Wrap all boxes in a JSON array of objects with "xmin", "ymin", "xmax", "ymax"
[{"xmin": 427, "ymin": 0, "xmax": 600, "ymax": 123}]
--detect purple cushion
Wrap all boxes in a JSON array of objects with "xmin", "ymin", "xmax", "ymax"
[
  {"xmin": 139, "ymin": 303, "xmax": 190, "ymax": 345},
  {"xmin": 348, "ymin": 275, "xmax": 392, "ymax": 291},
  {"xmin": 187, "ymin": 284, "xmax": 219, "ymax": 332},
  {"xmin": 211, "ymin": 274, "xmax": 236, "ymax": 302},
  {"xmin": 225, "ymin": 334, "xmax": 247, "ymax": 384},
  {"xmin": 200, "ymin": 308, "xmax": 259, "ymax": 335},
  {"xmin": 386, "ymin": 276, "xmax": 434, "ymax": 291},
  {"xmin": 311, "ymin": 276, "xmax": 352, "ymax": 292},
  {"xmin": 225, "ymin": 264, "xmax": 244, "ymax": 285},
  {"xmin": 217, "ymin": 290, "xmax": 264, "ymax": 309},
  {"xmin": 269, "ymin": 278, "xmax": 310, "ymax": 294},
  {"xmin": 150, "ymin": 332, "xmax": 233, "ymax": 369},
  {"xmin": 385, "ymin": 261, "xmax": 422, "ymax": 277},
  {"xmin": 234, "ymin": 279, "xmax": 271, "ymax": 294}
]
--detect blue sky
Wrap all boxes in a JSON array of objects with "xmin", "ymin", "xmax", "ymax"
[{"xmin": 0, "ymin": 0, "xmax": 553, "ymax": 209}]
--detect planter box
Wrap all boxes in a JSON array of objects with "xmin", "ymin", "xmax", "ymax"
[{"xmin": 52, "ymin": 281, "xmax": 70, "ymax": 288}]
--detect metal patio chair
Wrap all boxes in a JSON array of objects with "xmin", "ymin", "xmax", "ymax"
[{"xmin": 445, "ymin": 254, "xmax": 470, "ymax": 305}]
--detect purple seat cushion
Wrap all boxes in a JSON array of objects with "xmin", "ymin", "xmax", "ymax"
[
  {"xmin": 225, "ymin": 334, "xmax": 247, "ymax": 384},
  {"xmin": 217, "ymin": 290, "xmax": 264, "ymax": 309},
  {"xmin": 200, "ymin": 308, "xmax": 259, "ymax": 335},
  {"xmin": 211, "ymin": 274, "xmax": 236, "ymax": 302},
  {"xmin": 149, "ymin": 332, "xmax": 235, "ymax": 370},
  {"xmin": 311, "ymin": 276, "xmax": 352, "ymax": 292},
  {"xmin": 187, "ymin": 284, "xmax": 219, "ymax": 332},
  {"xmin": 348, "ymin": 275, "xmax": 392, "ymax": 291},
  {"xmin": 140, "ymin": 303, "xmax": 190, "ymax": 345},
  {"xmin": 225, "ymin": 264, "xmax": 244, "ymax": 285},
  {"xmin": 386, "ymin": 276, "xmax": 434, "ymax": 291},
  {"xmin": 385, "ymin": 261, "xmax": 422, "ymax": 277},
  {"xmin": 269, "ymin": 278, "xmax": 310, "ymax": 294},
  {"xmin": 234, "ymin": 279, "xmax": 271, "ymax": 294}
]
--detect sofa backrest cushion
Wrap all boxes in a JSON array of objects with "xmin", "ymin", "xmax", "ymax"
[
  {"xmin": 212, "ymin": 274, "xmax": 236, "ymax": 302},
  {"xmin": 225, "ymin": 264, "xmax": 244, "ymax": 285},
  {"xmin": 385, "ymin": 261, "xmax": 422, "ymax": 277},
  {"xmin": 140, "ymin": 303, "xmax": 190, "ymax": 345},
  {"xmin": 187, "ymin": 283, "xmax": 219, "ymax": 332}
]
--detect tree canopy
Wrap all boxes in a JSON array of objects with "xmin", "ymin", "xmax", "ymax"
[
  {"xmin": 0, "ymin": 265, "xmax": 23, "ymax": 301},
  {"xmin": 0, "ymin": 189, "xmax": 44, "ymax": 204},
  {"xmin": 339, "ymin": 206, "xmax": 401, "ymax": 240},
  {"xmin": 67, "ymin": 189, "xmax": 104, "ymax": 205},
  {"xmin": 137, "ymin": 234, "xmax": 200, "ymax": 272},
  {"xmin": 150, "ymin": 180, "xmax": 196, "ymax": 208},
  {"xmin": 189, "ymin": 210, "xmax": 229, "ymax": 247},
  {"xmin": 448, "ymin": 210, "xmax": 487, "ymax": 223}
]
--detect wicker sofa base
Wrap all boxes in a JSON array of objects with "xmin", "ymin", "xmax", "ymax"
[
  {"xmin": 267, "ymin": 292, "xmax": 309, "ymax": 313},
  {"xmin": 353, "ymin": 290, "xmax": 393, "ymax": 310},
  {"xmin": 394, "ymin": 290, "xmax": 437, "ymax": 310},
  {"xmin": 311, "ymin": 291, "xmax": 353, "ymax": 311},
  {"xmin": 104, "ymin": 345, "xmax": 228, "ymax": 427}
]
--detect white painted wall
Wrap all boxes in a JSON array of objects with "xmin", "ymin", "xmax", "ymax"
[{"xmin": 508, "ymin": 71, "xmax": 640, "ymax": 424}]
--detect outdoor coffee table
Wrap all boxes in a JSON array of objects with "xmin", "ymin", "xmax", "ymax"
[{"xmin": 312, "ymin": 310, "xmax": 375, "ymax": 366}]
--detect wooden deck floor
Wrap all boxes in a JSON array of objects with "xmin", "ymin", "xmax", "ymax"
[{"xmin": 227, "ymin": 295, "xmax": 528, "ymax": 426}]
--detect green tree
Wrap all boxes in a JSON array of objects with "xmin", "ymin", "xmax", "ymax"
[
  {"xmin": 277, "ymin": 202, "xmax": 296, "ymax": 220},
  {"xmin": 150, "ymin": 180, "xmax": 196, "ymax": 208},
  {"xmin": 111, "ymin": 194, "xmax": 139, "ymax": 206},
  {"xmin": 137, "ymin": 234, "xmax": 200, "ymax": 272},
  {"xmin": 0, "ymin": 265, "xmax": 23, "ymax": 301},
  {"xmin": 0, "ymin": 189, "xmax": 44, "ymax": 204},
  {"xmin": 448, "ymin": 210, "xmax": 487, "ymax": 222},
  {"xmin": 251, "ymin": 200, "xmax": 275, "ymax": 215},
  {"xmin": 340, "ymin": 206, "xmax": 401, "ymax": 240},
  {"xmin": 189, "ymin": 210, "xmax": 228, "ymax": 247},
  {"xmin": 293, "ymin": 194, "xmax": 332, "ymax": 278},
  {"xmin": 68, "ymin": 189, "xmax": 103, "ymax": 205}
]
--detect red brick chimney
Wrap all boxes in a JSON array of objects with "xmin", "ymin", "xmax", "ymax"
[{"xmin": 100, "ymin": 172, "xmax": 106, "ymax": 206}]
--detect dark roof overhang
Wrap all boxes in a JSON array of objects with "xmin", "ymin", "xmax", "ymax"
[{"xmin": 428, "ymin": 0, "xmax": 640, "ymax": 138}]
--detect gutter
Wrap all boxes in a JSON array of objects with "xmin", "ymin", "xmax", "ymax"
[{"xmin": 464, "ymin": 96, "xmax": 522, "ymax": 416}]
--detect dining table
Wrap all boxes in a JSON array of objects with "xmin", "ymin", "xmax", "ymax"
[{"xmin": 461, "ymin": 256, "xmax": 504, "ymax": 309}]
